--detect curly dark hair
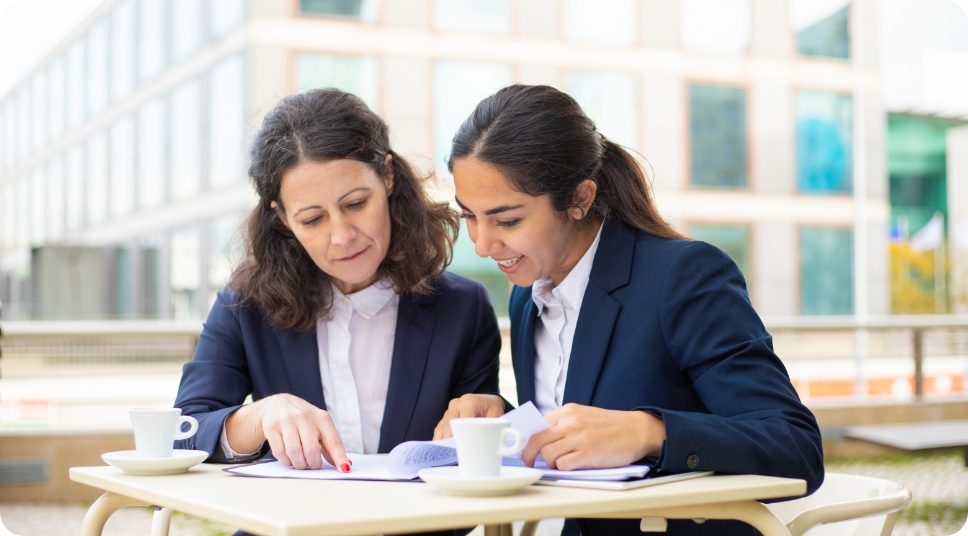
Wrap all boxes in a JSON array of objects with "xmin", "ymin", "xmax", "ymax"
[{"xmin": 234, "ymin": 89, "xmax": 459, "ymax": 331}]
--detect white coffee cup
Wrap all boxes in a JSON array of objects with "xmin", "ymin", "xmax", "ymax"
[
  {"xmin": 129, "ymin": 408, "xmax": 198, "ymax": 458},
  {"xmin": 450, "ymin": 418, "xmax": 525, "ymax": 478}
]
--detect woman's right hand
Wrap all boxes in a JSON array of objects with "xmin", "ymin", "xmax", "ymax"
[
  {"xmin": 225, "ymin": 393, "xmax": 351, "ymax": 471},
  {"xmin": 433, "ymin": 394, "xmax": 507, "ymax": 439}
]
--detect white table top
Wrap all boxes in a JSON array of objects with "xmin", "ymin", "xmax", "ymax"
[
  {"xmin": 70, "ymin": 465, "xmax": 806, "ymax": 536},
  {"xmin": 844, "ymin": 420, "xmax": 968, "ymax": 450}
]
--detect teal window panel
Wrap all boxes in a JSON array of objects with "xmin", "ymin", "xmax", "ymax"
[
  {"xmin": 300, "ymin": 0, "xmax": 364, "ymax": 16},
  {"xmin": 295, "ymin": 53, "xmax": 379, "ymax": 112},
  {"xmin": 796, "ymin": 4, "xmax": 850, "ymax": 59},
  {"xmin": 689, "ymin": 85, "xmax": 747, "ymax": 189},
  {"xmin": 797, "ymin": 90, "xmax": 853, "ymax": 193},
  {"xmin": 800, "ymin": 227, "xmax": 853, "ymax": 315},
  {"xmin": 691, "ymin": 225, "xmax": 751, "ymax": 284}
]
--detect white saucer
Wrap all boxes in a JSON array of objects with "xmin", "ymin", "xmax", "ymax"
[
  {"xmin": 418, "ymin": 466, "xmax": 543, "ymax": 496},
  {"xmin": 102, "ymin": 450, "xmax": 209, "ymax": 476}
]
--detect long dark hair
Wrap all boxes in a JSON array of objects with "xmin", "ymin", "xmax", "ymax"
[
  {"xmin": 235, "ymin": 89, "xmax": 459, "ymax": 331},
  {"xmin": 448, "ymin": 84, "xmax": 684, "ymax": 239}
]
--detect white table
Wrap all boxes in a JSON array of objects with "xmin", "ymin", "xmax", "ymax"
[{"xmin": 70, "ymin": 464, "xmax": 805, "ymax": 536}]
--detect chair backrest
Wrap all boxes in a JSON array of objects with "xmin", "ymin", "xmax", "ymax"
[{"xmin": 765, "ymin": 473, "xmax": 910, "ymax": 536}]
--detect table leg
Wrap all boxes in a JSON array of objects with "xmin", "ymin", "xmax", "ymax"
[
  {"xmin": 598, "ymin": 500, "xmax": 792, "ymax": 536},
  {"xmin": 483, "ymin": 524, "xmax": 513, "ymax": 536},
  {"xmin": 80, "ymin": 492, "xmax": 151, "ymax": 536},
  {"xmin": 519, "ymin": 520, "xmax": 540, "ymax": 536},
  {"xmin": 151, "ymin": 507, "xmax": 172, "ymax": 536}
]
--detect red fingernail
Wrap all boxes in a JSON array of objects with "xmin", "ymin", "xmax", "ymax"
[{"xmin": 340, "ymin": 463, "xmax": 350, "ymax": 472}]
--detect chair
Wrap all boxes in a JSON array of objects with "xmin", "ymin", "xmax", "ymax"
[{"xmin": 764, "ymin": 473, "xmax": 912, "ymax": 536}]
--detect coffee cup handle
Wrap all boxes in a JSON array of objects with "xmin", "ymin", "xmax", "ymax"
[
  {"xmin": 497, "ymin": 428, "xmax": 525, "ymax": 456},
  {"xmin": 174, "ymin": 415, "xmax": 199, "ymax": 440}
]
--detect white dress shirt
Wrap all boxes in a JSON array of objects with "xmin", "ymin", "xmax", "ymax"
[
  {"xmin": 220, "ymin": 280, "xmax": 399, "ymax": 459},
  {"xmin": 531, "ymin": 224, "xmax": 603, "ymax": 416}
]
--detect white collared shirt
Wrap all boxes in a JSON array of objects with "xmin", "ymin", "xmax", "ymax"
[
  {"xmin": 220, "ymin": 280, "xmax": 398, "ymax": 459},
  {"xmin": 531, "ymin": 224, "xmax": 603, "ymax": 416}
]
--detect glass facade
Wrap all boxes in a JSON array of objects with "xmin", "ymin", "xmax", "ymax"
[
  {"xmin": 209, "ymin": 55, "xmax": 246, "ymax": 189},
  {"xmin": 169, "ymin": 79, "xmax": 202, "ymax": 200},
  {"xmin": 66, "ymin": 39, "xmax": 86, "ymax": 129},
  {"xmin": 432, "ymin": 60, "xmax": 512, "ymax": 175},
  {"xmin": 567, "ymin": 71, "xmax": 639, "ymax": 151},
  {"xmin": 30, "ymin": 168, "xmax": 46, "ymax": 245},
  {"xmin": 86, "ymin": 20, "xmax": 109, "ymax": 116},
  {"xmin": 797, "ymin": 90, "xmax": 853, "ymax": 193},
  {"xmin": 800, "ymin": 227, "xmax": 853, "ymax": 315},
  {"xmin": 296, "ymin": 53, "xmax": 379, "ymax": 112},
  {"xmin": 110, "ymin": 116, "xmax": 136, "ymax": 218},
  {"xmin": 47, "ymin": 156, "xmax": 65, "ymax": 241},
  {"xmin": 435, "ymin": 0, "xmax": 511, "ymax": 34},
  {"xmin": 171, "ymin": 0, "xmax": 202, "ymax": 62},
  {"xmin": 48, "ymin": 57, "xmax": 66, "ymax": 141},
  {"xmin": 210, "ymin": 0, "xmax": 245, "ymax": 38},
  {"xmin": 65, "ymin": 145, "xmax": 85, "ymax": 231},
  {"xmin": 562, "ymin": 0, "xmax": 637, "ymax": 45},
  {"xmin": 139, "ymin": 0, "xmax": 167, "ymax": 82},
  {"xmin": 111, "ymin": 0, "xmax": 137, "ymax": 102},
  {"xmin": 138, "ymin": 99, "xmax": 166, "ymax": 208},
  {"xmin": 86, "ymin": 131, "xmax": 109, "ymax": 225},
  {"xmin": 170, "ymin": 225, "xmax": 201, "ymax": 320},
  {"xmin": 680, "ymin": 0, "xmax": 751, "ymax": 54},
  {"xmin": 791, "ymin": 0, "xmax": 850, "ymax": 59},
  {"xmin": 300, "ymin": 0, "xmax": 377, "ymax": 20},
  {"xmin": 691, "ymin": 224, "xmax": 751, "ymax": 283},
  {"xmin": 690, "ymin": 84, "xmax": 747, "ymax": 188},
  {"xmin": 31, "ymin": 73, "xmax": 47, "ymax": 151}
]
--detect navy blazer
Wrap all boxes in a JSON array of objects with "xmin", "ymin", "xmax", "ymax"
[
  {"xmin": 510, "ymin": 220, "xmax": 823, "ymax": 536},
  {"xmin": 174, "ymin": 271, "xmax": 501, "ymax": 462}
]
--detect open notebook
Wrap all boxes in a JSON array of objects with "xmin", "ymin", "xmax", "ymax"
[{"xmin": 226, "ymin": 402, "xmax": 710, "ymax": 489}]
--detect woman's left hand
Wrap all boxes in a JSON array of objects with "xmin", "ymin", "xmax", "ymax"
[{"xmin": 521, "ymin": 404, "xmax": 666, "ymax": 471}]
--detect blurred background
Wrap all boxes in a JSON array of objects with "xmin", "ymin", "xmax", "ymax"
[{"xmin": 2, "ymin": 2, "xmax": 968, "ymax": 532}]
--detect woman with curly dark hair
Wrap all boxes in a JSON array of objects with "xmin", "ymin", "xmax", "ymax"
[{"xmin": 173, "ymin": 89, "xmax": 502, "ymax": 477}]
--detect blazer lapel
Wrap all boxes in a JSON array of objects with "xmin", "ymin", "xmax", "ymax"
[
  {"xmin": 562, "ymin": 220, "xmax": 636, "ymax": 406},
  {"xmin": 378, "ymin": 292, "xmax": 436, "ymax": 453},
  {"xmin": 278, "ymin": 327, "xmax": 326, "ymax": 410},
  {"xmin": 513, "ymin": 294, "xmax": 539, "ymax": 406}
]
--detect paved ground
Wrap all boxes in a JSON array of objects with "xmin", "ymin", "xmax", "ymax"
[{"xmin": 2, "ymin": 452, "xmax": 966, "ymax": 536}]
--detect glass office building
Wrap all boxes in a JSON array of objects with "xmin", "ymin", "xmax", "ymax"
[{"xmin": 0, "ymin": 0, "xmax": 902, "ymax": 319}]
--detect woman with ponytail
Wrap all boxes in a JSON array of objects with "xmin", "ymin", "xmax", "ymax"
[
  {"xmin": 173, "ymin": 89, "xmax": 501, "ymax": 487},
  {"xmin": 434, "ymin": 85, "xmax": 823, "ymax": 536}
]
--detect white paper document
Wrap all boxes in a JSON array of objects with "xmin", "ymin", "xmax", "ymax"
[{"xmin": 226, "ymin": 401, "xmax": 650, "ymax": 483}]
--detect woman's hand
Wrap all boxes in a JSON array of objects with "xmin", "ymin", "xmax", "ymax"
[
  {"xmin": 225, "ymin": 393, "xmax": 351, "ymax": 471},
  {"xmin": 521, "ymin": 404, "xmax": 666, "ymax": 471},
  {"xmin": 433, "ymin": 394, "xmax": 507, "ymax": 439}
]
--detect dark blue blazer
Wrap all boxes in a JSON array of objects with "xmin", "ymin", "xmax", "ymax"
[
  {"xmin": 174, "ymin": 271, "xmax": 501, "ymax": 462},
  {"xmin": 510, "ymin": 220, "xmax": 824, "ymax": 536}
]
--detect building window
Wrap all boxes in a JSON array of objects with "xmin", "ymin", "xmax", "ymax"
[
  {"xmin": 435, "ymin": 0, "xmax": 511, "ymax": 34},
  {"xmin": 209, "ymin": 55, "xmax": 246, "ymax": 189},
  {"xmin": 2, "ymin": 101, "xmax": 14, "ymax": 171},
  {"xmin": 31, "ymin": 73, "xmax": 48, "ymax": 151},
  {"xmin": 170, "ymin": 0, "xmax": 202, "ymax": 62},
  {"xmin": 171, "ymin": 225, "xmax": 201, "ymax": 320},
  {"xmin": 797, "ymin": 90, "xmax": 852, "ymax": 193},
  {"xmin": 169, "ymin": 80, "xmax": 201, "ymax": 200},
  {"xmin": 800, "ymin": 227, "xmax": 853, "ymax": 314},
  {"xmin": 209, "ymin": 214, "xmax": 243, "ymax": 307},
  {"xmin": 562, "ymin": 0, "xmax": 637, "ymax": 45},
  {"xmin": 17, "ymin": 88, "xmax": 30, "ymax": 162},
  {"xmin": 111, "ymin": 0, "xmax": 137, "ymax": 102},
  {"xmin": 296, "ymin": 53, "xmax": 379, "ymax": 112},
  {"xmin": 48, "ymin": 57, "xmax": 66, "ymax": 141},
  {"xmin": 691, "ymin": 224, "xmax": 751, "ymax": 282},
  {"xmin": 66, "ymin": 39, "xmax": 86, "ymax": 129},
  {"xmin": 300, "ymin": 0, "xmax": 377, "ymax": 21},
  {"xmin": 566, "ymin": 71, "xmax": 639, "ymax": 151},
  {"xmin": 0, "ymin": 105, "xmax": 5, "ymax": 173},
  {"xmin": 791, "ymin": 0, "xmax": 850, "ymax": 60},
  {"xmin": 65, "ymin": 145, "xmax": 85, "ymax": 231},
  {"xmin": 680, "ymin": 0, "xmax": 751, "ymax": 54},
  {"xmin": 138, "ymin": 99, "xmax": 166, "ymax": 208},
  {"xmin": 87, "ymin": 20, "xmax": 109, "ymax": 116},
  {"xmin": 86, "ymin": 131, "xmax": 109, "ymax": 225},
  {"xmin": 30, "ymin": 167, "xmax": 46, "ymax": 245},
  {"xmin": 1, "ymin": 182, "xmax": 13, "ymax": 249},
  {"xmin": 15, "ymin": 177, "xmax": 28, "ymax": 246},
  {"xmin": 433, "ymin": 60, "xmax": 512, "ymax": 176},
  {"xmin": 139, "ymin": 0, "xmax": 167, "ymax": 82},
  {"xmin": 47, "ymin": 155, "xmax": 65, "ymax": 241},
  {"xmin": 689, "ymin": 84, "xmax": 747, "ymax": 189},
  {"xmin": 210, "ymin": 0, "xmax": 245, "ymax": 38},
  {"xmin": 110, "ymin": 116, "xmax": 135, "ymax": 218}
]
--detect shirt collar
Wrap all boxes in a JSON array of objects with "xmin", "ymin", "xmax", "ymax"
[
  {"xmin": 532, "ymin": 223, "xmax": 604, "ymax": 315},
  {"xmin": 331, "ymin": 278, "xmax": 397, "ymax": 320}
]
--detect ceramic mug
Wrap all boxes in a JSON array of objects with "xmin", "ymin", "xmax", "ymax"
[
  {"xmin": 450, "ymin": 418, "xmax": 525, "ymax": 478},
  {"xmin": 129, "ymin": 408, "xmax": 198, "ymax": 458}
]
